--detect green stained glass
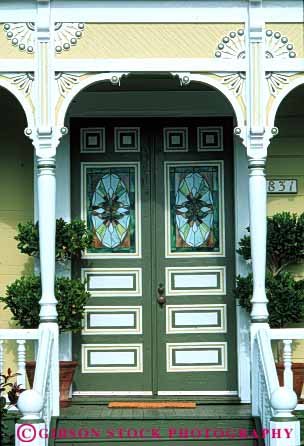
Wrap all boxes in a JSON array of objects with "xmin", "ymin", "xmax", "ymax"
[
  {"xmin": 170, "ymin": 164, "xmax": 220, "ymax": 253},
  {"xmin": 86, "ymin": 166, "xmax": 136, "ymax": 253}
]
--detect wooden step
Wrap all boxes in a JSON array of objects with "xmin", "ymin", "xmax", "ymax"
[{"xmin": 49, "ymin": 403, "xmax": 261, "ymax": 446}]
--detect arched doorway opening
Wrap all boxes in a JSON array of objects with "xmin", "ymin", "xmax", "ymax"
[{"xmin": 57, "ymin": 73, "xmax": 248, "ymax": 400}]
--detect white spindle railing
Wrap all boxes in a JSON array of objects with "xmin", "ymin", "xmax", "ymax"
[
  {"xmin": 33, "ymin": 325, "xmax": 59, "ymax": 428},
  {"xmin": 15, "ymin": 323, "xmax": 59, "ymax": 446},
  {"xmin": 0, "ymin": 329, "xmax": 39, "ymax": 395},
  {"xmin": 252, "ymin": 328, "xmax": 278, "ymax": 444},
  {"xmin": 253, "ymin": 327, "xmax": 302, "ymax": 446}
]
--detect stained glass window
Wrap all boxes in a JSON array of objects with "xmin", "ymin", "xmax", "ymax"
[
  {"xmin": 169, "ymin": 164, "xmax": 220, "ymax": 253},
  {"xmin": 86, "ymin": 166, "xmax": 136, "ymax": 254}
]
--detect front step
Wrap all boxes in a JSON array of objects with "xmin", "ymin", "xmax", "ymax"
[{"xmin": 49, "ymin": 403, "xmax": 262, "ymax": 446}]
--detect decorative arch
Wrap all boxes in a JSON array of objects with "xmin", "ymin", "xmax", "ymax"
[
  {"xmin": 57, "ymin": 71, "xmax": 246, "ymax": 132},
  {"xmin": 268, "ymin": 76, "xmax": 304, "ymax": 129},
  {"xmin": 0, "ymin": 77, "xmax": 35, "ymax": 130}
]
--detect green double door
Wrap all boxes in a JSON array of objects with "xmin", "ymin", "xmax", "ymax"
[{"xmin": 71, "ymin": 117, "xmax": 237, "ymax": 397}]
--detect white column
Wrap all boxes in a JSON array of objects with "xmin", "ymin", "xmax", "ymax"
[
  {"xmin": 247, "ymin": 1, "xmax": 268, "ymax": 324},
  {"xmin": 248, "ymin": 156, "xmax": 268, "ymax": 322},
  {"xmin": 37, "ymin": 155, "xmax": 57, "ymax": 322}
]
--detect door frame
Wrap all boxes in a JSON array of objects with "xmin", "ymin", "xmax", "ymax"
[{"xmin": 35, "ymin": 88, "xmax": 251, "ymax": 403}]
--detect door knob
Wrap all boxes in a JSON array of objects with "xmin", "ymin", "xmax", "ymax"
[{"xmin": 157, "ymin": 283, "xmax": 166, "ymax": 305}]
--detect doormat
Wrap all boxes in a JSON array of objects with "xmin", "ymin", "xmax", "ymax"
[{"xmin": 108, "ymin": 402, "xmax": 196, "ymax": 408}]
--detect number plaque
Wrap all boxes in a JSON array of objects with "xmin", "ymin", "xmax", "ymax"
[{"xmin": 266, "ymin": 179, "xmax": 298, "ymax": 194}]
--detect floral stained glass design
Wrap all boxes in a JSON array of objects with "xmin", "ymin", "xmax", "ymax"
[
  {"xmin": 169, "ymin": 165, "xmax": 220, "ymax": 253},
  {"xmin": 86, "ymin": 166, "xmax": 136, "ymax": 253}
]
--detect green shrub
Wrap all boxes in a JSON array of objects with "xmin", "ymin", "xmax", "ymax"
[
  {"xmin": 0, "ymin": 275, "xmax": 90, "ymax": 332},
  {"xmin": 235, "ymin": 272, "xmax": 304, "ymax": 328},
  {"xmin": 15, "ymin": 218, "xmax": 93, "ymax": 262},
  {"xmin": 237, "ymin": 212, "xmax": 304, "ymax": 276},
  {"xmin": 236, "ymin": 211, "xmax": 304, "ymax": 327}
]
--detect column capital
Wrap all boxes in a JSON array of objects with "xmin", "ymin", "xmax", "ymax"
[
  {"xmin": 245, "ymin": 126, "xmax": 279, "ymax": 159},
  {"xmin": 24, "ymin": 126, "xmax": 68, "ymax": 157}
]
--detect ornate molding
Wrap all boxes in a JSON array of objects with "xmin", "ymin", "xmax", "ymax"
[
  {"xmin": 55, "ymin": 72, "xmax": 82, "ymax": 97},
  {"xmin": 3, "ymin": 23, "xmax": 35, "ymax": 53},
  {"xmin": 3, "ymin": 22, "xmax": 85, "ymax": 54},
  {"xmin": 215, "ymin": 28, "xmax": 297, "ymax": 97},
  {"xmin": 2, "ymin": 72, "xmax": 34, "ymax": 97},
  {"xmin": 54, "ymin": 23, "xmax": 85, "ymax": 53}
]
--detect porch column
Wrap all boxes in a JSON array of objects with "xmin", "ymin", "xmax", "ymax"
[
  {"xmin": 36, "ymin": 151, "xmax": 57, "ymax": 322},
  {"xmin": 248, "ymin": 155, "xmax": 268, "ymax": 322},
  {"xmin": 247, "ymin": 0, "xmax": 268, "ymax": 323}
]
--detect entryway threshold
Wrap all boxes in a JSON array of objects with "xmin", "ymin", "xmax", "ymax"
[{"xmin": 108, "ymin": 402, "xmax": 196, "ymax": 408}]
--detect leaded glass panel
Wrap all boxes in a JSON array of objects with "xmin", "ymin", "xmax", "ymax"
[
  {"xmin": 169, "ymin": 164, "xmax": 221, "ymax": 254},
  {"xmin": 86, "ymin": 165, "xmax": 137, "ymax": 254}
]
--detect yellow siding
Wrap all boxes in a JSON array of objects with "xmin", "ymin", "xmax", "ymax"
[
  {"xmin": 0, "ymin": 24, "xmax": 33, "ymax": 59},
  {"xmin": 55, "ymin": 23, "xmax": 244, "ymax": 59},
  {"xmin": 0, "ymin": 89, "xmax": 34, "ymax": 373}
]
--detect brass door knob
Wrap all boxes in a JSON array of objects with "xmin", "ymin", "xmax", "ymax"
[{"xmin": 157, "ymin": 283, "xmax": 166, "ymax": 305}]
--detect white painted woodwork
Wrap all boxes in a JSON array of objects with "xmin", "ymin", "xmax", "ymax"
[
  {"xmin": 251, "ymin": 328, "xmax": 279, "ymax": 440},
  {"xmin": 37, "ymin": 157, "xmax": 58, "ymax": 321},
  {"xmin": 166, "ymin": 304, "xmax": 226, "ymax": 334},
  {"xmin": 158, "ymin": 390, "xmax": 238, "ymax": 396},
  {"xmin": 175, "ymin": 349, "xmax": 219, "ymax": 364},
  {"xmin": 1, "ymin": 0, "xmax": 303, "ymax": 24},
  {"xmin": 174, "ymin": 312, "xmax": 218, "ymax": 327},
  {"xmin": 17, "ymin": 340, "xmax": 26, "ymax": 389},
  {"xmin": 283, "ymin": 339, "xmax": 293, "ymax": 390},
  {"xmin": 0, "ymin": 329, "xmax": 39, "ymax": 340},
  {"xmin": 167, "ymin": 342, "xmax": 227, "ymax": 371},
  {"xmin": 90, "ymin": 313, "xmax": 135, "ymax": 327},
  {"xmin": 248, "ymin": 159, "xmax": 268, "ymax": 322},
  {"xmin": 82, "ymin": 344, "xmax": 143, "ymax": 373},
  {"xmin": 73, "ymin": 391, "xmax": 153, "ymax": 396},
  {"xmin": 174, "ymin": 273, "xmax": 217, "ymax": 289},
  {"xmin": 90, "ymin": 351, "xmax": 135, "ymax": 365},
  {"xmin": 0, "ymin": 330, "xmax": 40, "ymax": 398},
  {"xmin": 269, "ymin": 418, "xmax": 300, "ymax": 446},
  {"xmin": 270, "ymin": 328, "xmax": 304, "ymax": 340},
  {"xmin": 90, "ymin": 275, "xmax": 134, "ymax": 289}
]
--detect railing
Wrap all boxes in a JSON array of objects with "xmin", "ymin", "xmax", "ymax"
[
  {"xmin": 252, "ymin": 327, "xmax": 302, "ymax": 446},
  {"xmin": 33, "ymin": 324, "xmax": 59, "ymax": 429},
  {"xmin": 0, "ymin": 329, "xmax": 39, "ymax": 393},
  {"xmin": 0, "ymin": 325, "xmax": 59, "ymax": 446},
  {"xmin": 270, "ymin": 328, "xmax": 304, "ymax": 393},
  {"xmin": 15, "ymin": 323, "xmax": 60, "ymax": 446}
]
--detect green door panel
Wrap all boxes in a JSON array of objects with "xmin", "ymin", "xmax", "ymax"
[{"xmin": 70, "ymin": 117, "xmax": 237, "ymax": 397}]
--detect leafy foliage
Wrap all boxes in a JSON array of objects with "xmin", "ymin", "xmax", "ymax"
[
  {"xmin": 236, "ymin": 211, "xmax": 304, "ymax": 328},
  {"xmin": 0, "ymin": 369, "xmax": 24, "ymax": 444},
  {"xmin": 15, "ymin": 218, "xmax": 93, "ymax": 262},
  {"xmin": 235, "ymin": 272, "xmax": 304, "ymax": 328},
  {"xmin": 237, "ymin": 212, "xmax": 304, "ymax": 276},
  {"xmin": 0, "ymin": 275, "xmax": 90, "ymax": 332}
]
